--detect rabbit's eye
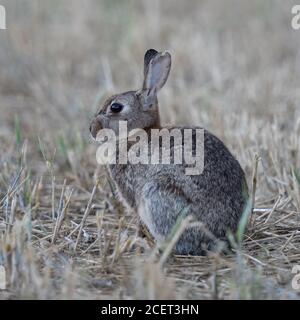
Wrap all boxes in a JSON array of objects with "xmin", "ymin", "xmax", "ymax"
[{"xmin": 110, "ymin": 102, "xmax": 123, "ymax": 113}]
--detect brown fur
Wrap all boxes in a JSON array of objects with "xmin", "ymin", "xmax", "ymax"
[{"xmin": 90, "ymin": 49, "xmax": 249, "ymax": 255}]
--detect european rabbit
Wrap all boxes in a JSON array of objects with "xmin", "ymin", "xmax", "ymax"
[{"xmin": 90, "ymin": 49, "xmax": 249, "ymax": 255}]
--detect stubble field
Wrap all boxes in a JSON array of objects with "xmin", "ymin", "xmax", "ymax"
[{"xmin": 0, "ymin": 0, "xmax": 300, "ymax": 299}]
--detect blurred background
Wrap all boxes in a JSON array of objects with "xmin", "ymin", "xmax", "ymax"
[
  {"xmin": 0, "ymin": 0, "xmax": 299, "ymax": 172},
  {"xmin": 0, "ymin": 0, "xmax": 299, "ymax": 299},
  {"xmin": 0, "ymin": 0, "xmax": 299, "ymax": 171}
]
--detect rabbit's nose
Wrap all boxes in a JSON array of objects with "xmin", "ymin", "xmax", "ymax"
[{"xmin": 90, "ymin": 119, "xmax": 102, "ymax": 139}]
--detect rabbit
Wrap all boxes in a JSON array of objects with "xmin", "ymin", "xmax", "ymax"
[{"xmin": 90, "ymin": 49, "xmax": 249, "ymax": 255}]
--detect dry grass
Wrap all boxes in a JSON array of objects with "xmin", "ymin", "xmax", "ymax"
[{"xmin": 0, "ymin": 0, "xmax": 300, "ymax": 299}]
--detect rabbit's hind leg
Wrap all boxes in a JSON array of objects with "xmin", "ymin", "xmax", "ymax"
[{"xmin": 137, "ymin": 181, "xmax": 217, "ymax": 255}]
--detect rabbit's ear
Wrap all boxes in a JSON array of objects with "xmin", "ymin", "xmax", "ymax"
[
  {"xmin": 144, "ymin": 49, "xmax": 158, "ymax": 77},
  {"xmin": 143, "ymin": 50, "xmax": 171, "ymax": 93}
]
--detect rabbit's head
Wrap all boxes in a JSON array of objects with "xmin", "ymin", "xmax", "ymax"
[{"xmin": 90, "ymin": 49, "xmax": 171, "ymax": 139}]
